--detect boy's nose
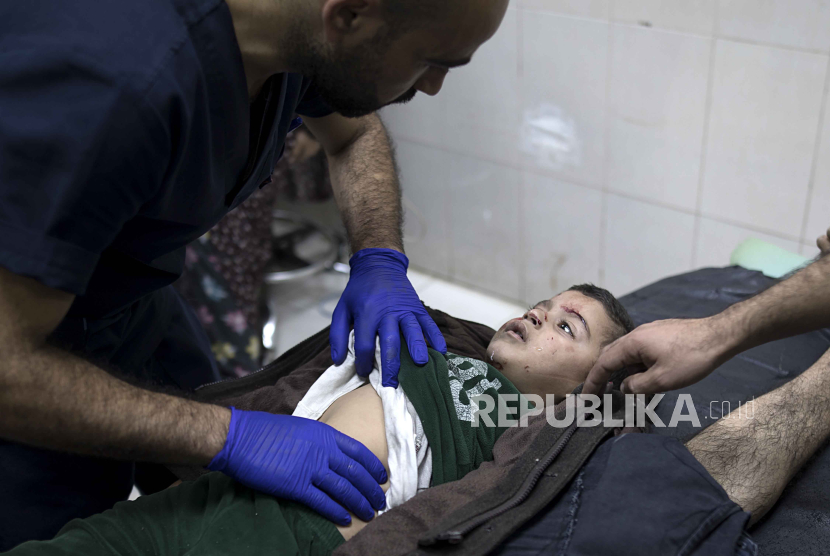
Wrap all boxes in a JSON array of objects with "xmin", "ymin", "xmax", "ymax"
[{"xmin": 526, "ymin": 309, "xmax": 545, "ymax": 328}]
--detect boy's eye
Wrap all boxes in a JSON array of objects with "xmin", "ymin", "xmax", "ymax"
[{"xmin": 559, "ymin": 322, "xmax": 574, "ymax": 338}]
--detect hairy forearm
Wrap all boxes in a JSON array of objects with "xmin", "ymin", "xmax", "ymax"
[
  {"xmin": 686, "ymin": 349, "xmax": 830, "ymax": 525},
  {"xmin": 326, "ymin": 114, "xmax": 404, "ymax": 253},
  {"xmin": 1, "ymin": 342, "xmax": 230, "ymax": 465},
  {"xmin": 713, "ymin": 255, "xmax": 830, "ymax": 359}
]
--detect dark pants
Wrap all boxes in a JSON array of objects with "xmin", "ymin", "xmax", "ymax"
[
  {"xmin": 493, "ymin": 434, "xmax": 755, "ymax": 556},
  {"xmin": 0, "ymin": 286, "xmax": 220, "ymax": 551}
]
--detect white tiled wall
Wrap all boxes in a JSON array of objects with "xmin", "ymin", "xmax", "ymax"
[
  {"xmin": 716, "ymin": 0, "xmax": 830, "ymax": 52},
  {"xmin": 700, "ymin": 40, "xmax": 826, "ymax": 238},
  {"xmin": 607, "ymin": 23, "xmax": 711, "ymax": 211},
  {"xmin": 522, "ymin": 172, "xmax": 603, "ymax": 303},
  {"xmin": 613, "ymin": 0, "xmax": 717, "ymax": 35},
  {"xmin": 442, "ymin": 8, "xmax": 521, "ymax": 167},
  {"xmin": 604, "ymin": 193, "xmax": 696, "ymax": 295},
  {"xmin": 448, "ymin": 155, "xmax": 522, "ymax": 299},
  {"xmin": 396, "ymin": 142, "xmax": 453, "ymax": 277},
  {"xmin": 521, "ymin": 13, "xmax": 610, "ymax": 188},
  {"xmin": 384, "ymin": 1, "xmax": 830, "ymax": 301}
]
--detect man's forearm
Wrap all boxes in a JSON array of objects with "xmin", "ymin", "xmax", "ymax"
[
  {"xmin": 713, "ymin": 254, "xmax": 830, "ymax": 359},
  {"xmin": 686, "ymin": 348, "xmax": 830, "ymax": 525},
  {"xmin": 1, "ymin": 342, "xmax": 230, "ymax": 465},
  {"xmin": 325, "ymin": 114, "xmax": 404, "ymax": 253}
]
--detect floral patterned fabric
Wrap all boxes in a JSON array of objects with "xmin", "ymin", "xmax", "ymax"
[
  {"xmin": 173, "ymin": 129, "xmax": 332, "ymax": 379},
  {"xmin": 175, "ymin": 235, "xmax": 261, "ymax": 378}
]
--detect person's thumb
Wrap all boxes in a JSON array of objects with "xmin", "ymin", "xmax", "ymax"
[
  {"xmin": 583, "ymin": 338, "xmax": 644, "ymax": 395},
  {"xmin": 621, "ymin": 367, "xmax": 667, "ymax": 395}
]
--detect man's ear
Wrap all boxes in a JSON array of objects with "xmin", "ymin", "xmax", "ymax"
[{"xmin": 320, "ymin": 0, "xmax": 384, "ymax": 44}]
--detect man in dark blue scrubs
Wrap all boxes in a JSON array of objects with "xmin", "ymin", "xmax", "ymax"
[{"xmin": 0, "ymin": 0, "xmax": 509, "ymax": 549}]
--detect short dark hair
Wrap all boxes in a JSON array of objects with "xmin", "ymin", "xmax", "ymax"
[
  {"xmin": 383, "ymin": 0, "xmax": 445, "ymax": 29},
  {"xmin": 566, "ymin": 284, "xmax": 634, "ymax": 345}
]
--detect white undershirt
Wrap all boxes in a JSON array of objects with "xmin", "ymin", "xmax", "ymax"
[{"xmin": 292, "ymin": 332, "xmax": 432, "ymax": 513}]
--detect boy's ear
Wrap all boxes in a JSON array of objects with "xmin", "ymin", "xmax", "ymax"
[{"xmin": 320, "ymin": 0, "xmax": 383, "ymax": 44}]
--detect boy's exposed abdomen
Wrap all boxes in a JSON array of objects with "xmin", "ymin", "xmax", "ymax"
[{"xmin": 318, "ymin": 384, "xmax": 390, "ymax": 540}]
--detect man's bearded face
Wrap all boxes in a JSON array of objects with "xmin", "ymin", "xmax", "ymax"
[
  {"xmin": 298, "ymin": 30, "xmax": 418, "ymax": 118},
  {"xmin": 289, "ymin": 0, "xmax": 508, "ymax": 118}
]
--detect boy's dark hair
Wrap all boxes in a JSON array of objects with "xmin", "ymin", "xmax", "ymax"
[{"xmin": 567, "ymin": 284, "xmax": 634, "ymax": 345}]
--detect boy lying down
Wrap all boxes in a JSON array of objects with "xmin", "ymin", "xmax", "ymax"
[
  {"xmin": 7, "ymin": 284, "xmax": 635, "ymax": 556},
  {"xmin": 9, "ymin": 283, "xmax": 827, "ymax": 554}
]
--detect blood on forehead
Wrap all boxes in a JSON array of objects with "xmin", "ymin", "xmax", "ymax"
[{"xmin": 561, "ymin": 304, "xmax": 590, "ymax": 335}]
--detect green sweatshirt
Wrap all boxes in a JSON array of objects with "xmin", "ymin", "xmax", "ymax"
[{"xmin": 399, "ymin": 348, "xmax": 524, "ymax": 486}]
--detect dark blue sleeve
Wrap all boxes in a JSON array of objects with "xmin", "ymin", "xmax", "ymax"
[
  {"xmin": 0, "ymin": 48, "xmax": 170, "ymax": 295},
  {"xmin": 294, "ymin": 80, "xmax": 334, "ymax": 119}
]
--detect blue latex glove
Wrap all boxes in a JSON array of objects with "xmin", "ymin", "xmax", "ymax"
[
  {"xmin": 208, "ymin": 408, "xmax": 388, "ymax": 525},
  {"xmin": 330, "ymin": 248, "xmax": 447, "ymax": 387}
]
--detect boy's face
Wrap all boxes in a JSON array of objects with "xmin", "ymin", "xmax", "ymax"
[{"xmin": 486, "ymin": 291, "xmax": 615, "ymax": 402}]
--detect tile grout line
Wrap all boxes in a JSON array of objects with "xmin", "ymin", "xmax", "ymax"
[
  {"xmin": 712, "ymin": 0, "xmax": 721, "ymax": 39},
  {"xmin": 517, "ymin": 167, "xmax": 527, "ymax": 303},
  {"xmin": 713, "ymin": 34, "xmax": 830, "ymax": 58},
  {"xmin": 691, "ymin": 34, "xmax": 719, "ymax": 268},
  {"xmin": 443, "ymin": 137, "xmax": 455, "ymax": 282},
  {"xmin": 693, "ymin": 213, "xmax": 803, "ymax": 243},
  {"xmin": 520, "ymin": 7, "xmax": 830, "ymax": 57},
  {"xmin": 397, "ymin": 123, "xmax": 817, "ymax": 241},
  {"xmin": 392, "ymin": 132, "xmax": 809, "ymax": 245},
  {"xmin": 598, "ymin": 18, "xmax": 615, "ymax": 288},
  {"xmin": 516, "ymin": 4, "xmax": 526, "ymax": 303},
  {"xmin": 598, "ymin": 191, "xmax": 608, "ymax": 289},
  {"xmin": 798, "ymin": 54, "xmax": 830, "ymax": 245},
  {"xmin": 440, "ymin": 28, "xmax": 454, "ymax": 283},
  {"xmin": 390, "ymin": 134, "xmax": 679, "ymax": 213},
  {"xmin": 516, "ymin": 4, "xmax": 525, "ymax": 83}
]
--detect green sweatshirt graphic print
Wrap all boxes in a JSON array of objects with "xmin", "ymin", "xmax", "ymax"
[{"xmin": 399, "ymin": 348, "xmax": 524, "ymax": 487}]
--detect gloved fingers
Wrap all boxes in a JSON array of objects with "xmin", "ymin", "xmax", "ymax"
[
  {"xmin": 416, "ymin": 312, "xmax": 447, "ymax": 354},
  {"xmin": 333, "ymin": 430, "xmax": 388, "ymax": 485},
  {"xmin": 400, "ymin": 313, "xmax": 428, "ymax": 366},
  {"xmin": 315, "ymin": 470, "xmax": 376, "ymax": 522},
  {"xmin": 379, "ymin": 317, "xmax": 402, "ymax": 388},
  {"xmin": 330, "ymin": 453, "xmax": 387, "ymax": 512},
  {"xmin": 330, "ymin": 299, "xmax": 352, "ymax": 365},
  {"xmin": 353, "ymin": 316, "xmax": 379, "ymax": 377},
  {"xmin": 301, "ymin": 485, "xmax": 351, "ymax": 526}
]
